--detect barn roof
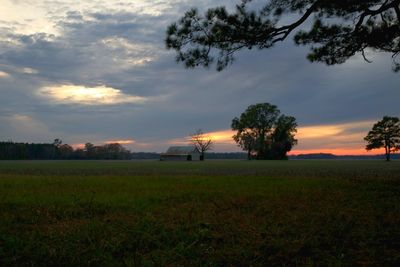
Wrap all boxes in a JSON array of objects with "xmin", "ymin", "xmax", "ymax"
[{"xmin": 165, "ymin": 146, "xmax": 198, "ymax": 154}]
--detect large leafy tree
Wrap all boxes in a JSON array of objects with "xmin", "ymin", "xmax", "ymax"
[
  {"xmin": 231, "ymin": 103, "xmax": 297, "ymax": 159},
  {"xmin": 364, "ymin": 116, "xmax": 400, "ymax": 161},
  {"xmin": 232, "ymin": 131, "xmax": 257, "ymax": 160},
  {"xmin": 166, "ymin": 0, "xmax": 400, "ymax": 71}
]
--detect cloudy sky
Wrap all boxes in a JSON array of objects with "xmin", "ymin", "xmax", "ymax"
[{"xmin": 0, "ymin": 0, "xmax": 398, "ymax": 154}]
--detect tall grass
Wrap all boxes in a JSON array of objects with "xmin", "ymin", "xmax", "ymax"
[{"xmin": 0, "ymin": 160, "xmax": 399, "ymax": 266}]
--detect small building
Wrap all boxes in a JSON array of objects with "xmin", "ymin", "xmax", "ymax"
[{"xmin": 160, "ymin": 146, "xmax": 200, "ymax": 161}]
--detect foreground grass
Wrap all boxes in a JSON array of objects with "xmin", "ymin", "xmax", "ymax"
[{"xmin": 0, "ymin": 160, "xmax": 399, "ymax": 266}]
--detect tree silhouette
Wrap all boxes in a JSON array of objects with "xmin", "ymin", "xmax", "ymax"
[
  {"xmin": 58, "ymin": 144, "xmax": 74, "ymax": 159},
  {"xmin": 233, "ymin": 131, "xmax": 257, "ymax": 160},
  {"xmin": 190, "ymin": 129, "xmax": 213, "ymax": 161},
  {"xmin": 53, "ymin": 139, "xmax": 62, "ymax": 147},
  {"xmin": 232, "ymin": 103, "xmax": 297, "ymax": 160},
  {"xmin": 166, "ymin": 0, "xmax": 400, "ymax": 71},
  {"xmin": 0, "ymin": 141, "xmax": 132, "ymax": 160},
  {"xmin": 365, "ymin": 116, "xmax": 400, "ymax": 161}
]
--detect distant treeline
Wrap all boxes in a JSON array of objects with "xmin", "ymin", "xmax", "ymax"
[
  {"xmin": 0, "ymin": 142, "xmax": 58, "ymax": 160},
  {"xmin": 0, "ymin": 141, "xmax": 248, "ymax": 160},
  {"xmin": 0, "ymin": 142, "xmax": 131, "ymax": 160},
  {"xmin": 1, "ymin": 142, "xmax": 396, "ymax": 160},
  {"xmin": 206, "ymin": 152, "xmax": 247, "ymax": 160},
  {"xmin": 131, "ymin": 152, "xmax": 248, "ymax": 160}
]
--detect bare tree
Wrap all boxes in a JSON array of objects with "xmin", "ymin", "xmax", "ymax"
[{"xmin": 190, "ymin": 129, "xmax": 213, "ymax": 161}]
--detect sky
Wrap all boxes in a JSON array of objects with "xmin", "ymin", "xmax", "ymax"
[{"xmin": 0, "ymin": 0, "xmax": 399, "ymax": 155}]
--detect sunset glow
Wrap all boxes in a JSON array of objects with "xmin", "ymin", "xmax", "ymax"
[
  {"xmin": 105, "ymin": 140, "xmax": 135, "ymax": 145},
  {"xmin": 182, "ymin": 120, "xmax": 378, "ymax": 155},
  {"xmin": 296, "ymin": 121, "xmax": 374, "ymax": 139},
  {"xmin": 38, "ymin": 85, "xmax": 146, "ymax": 105},
  {"xmin": 206, "ymin": 130, "xmax": 236, "ymax": 144},
  {"xmin": 101, "ymin": 37, "xmax": 155, "ymax": 67},
  {"xmin": 71, "ymin": 143, "xmax": 85, "ymax": 149},
  {"xmin": 1, "ymin": 0, "xmax": 397, "ymax": 156},
  {"xmin": 21, "ymin": 68, "xmax": 39, "ymax": 74},
  {"xmin": 0, "ymin": 0, "xmax": 170, "ymax": 36},
  {"xmin": 288, "ymin": 148, "xmax": 380, "ymax": 156},
  {"xmin": 72, "ymin": 125, "xmax": 380, "ymax": 155},
  {"xmin": 0, "ymin": 0, "xmax": 58, "ymax": 35},
  {"xmin": 0, "ymin": 71, "xmax": 10, "ymax": 78}
]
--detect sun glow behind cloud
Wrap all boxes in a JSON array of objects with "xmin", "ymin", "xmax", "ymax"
[
  {"xmin": 101, "ymin": 37, "xmax": 156, "ymax": 67},
  {"xmin": 0, "ymin": 0, "xmax": 67, "ymax": 36},
  {"xmin": 3, "ymin": 114, "xmax": 52, "ymax": 141},
  {"xmin": 204, "ymin": 130, "xmax": 235, "ymax": 144},
  {"xmin": 105, "ymin": 139, "xmax": 135, "ymax": 145},
  {"xmin": 0, "ymin": 71, "xmax": 10, "ymax": 78},
  {"xmin": 21, "ymin": 68, "xmax": 39, "ymax": 75},
  {"xmin": 38, "ymin": 85, "xmax": 146, "ymax": 105}
]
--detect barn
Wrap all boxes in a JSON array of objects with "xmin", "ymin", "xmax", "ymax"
[{"xmin": 160, "ymin": 146, "xmax": 201, "ymax": 161}]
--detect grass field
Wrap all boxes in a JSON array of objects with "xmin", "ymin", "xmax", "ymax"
[{"xmin": 0, "ymin": 160, "xmax": 399, "ymax": 266}]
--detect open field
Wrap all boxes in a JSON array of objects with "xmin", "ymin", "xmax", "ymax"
[{"xmin": 0, "ymin": 160, "xmax": 399, "ymax": 266}]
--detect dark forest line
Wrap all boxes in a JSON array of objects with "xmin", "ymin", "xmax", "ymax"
[
  {"xmin": 0, "ymin": 141, "xmax": 130, "ymax": 160},
  {"xmin": 0, "ymin": 141, "xmax": 397, "ymax": 160}
]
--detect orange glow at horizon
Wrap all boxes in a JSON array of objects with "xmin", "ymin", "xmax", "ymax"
[
  {"xmin": 71, "ymin": 139, "xmax": 135, "ymax": 149},
  {"xmin": 288, "ymin": 148, "xmax": 383, "ymax": 156},
  {"xmin": 200, "ymin": 120, "xmax": 377, "ymax": 155},
  {"xmin": 71, "ymin": 143, "xmax": 85, "ymax": 149},
  {"xmin": 71, "ymin": 120, "xmax": 378, "ymax": 155}
]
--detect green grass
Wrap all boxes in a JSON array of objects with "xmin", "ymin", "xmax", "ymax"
[{"xmin": 0, "ymin": 160, "xmax": 399, "ymax": 266}]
